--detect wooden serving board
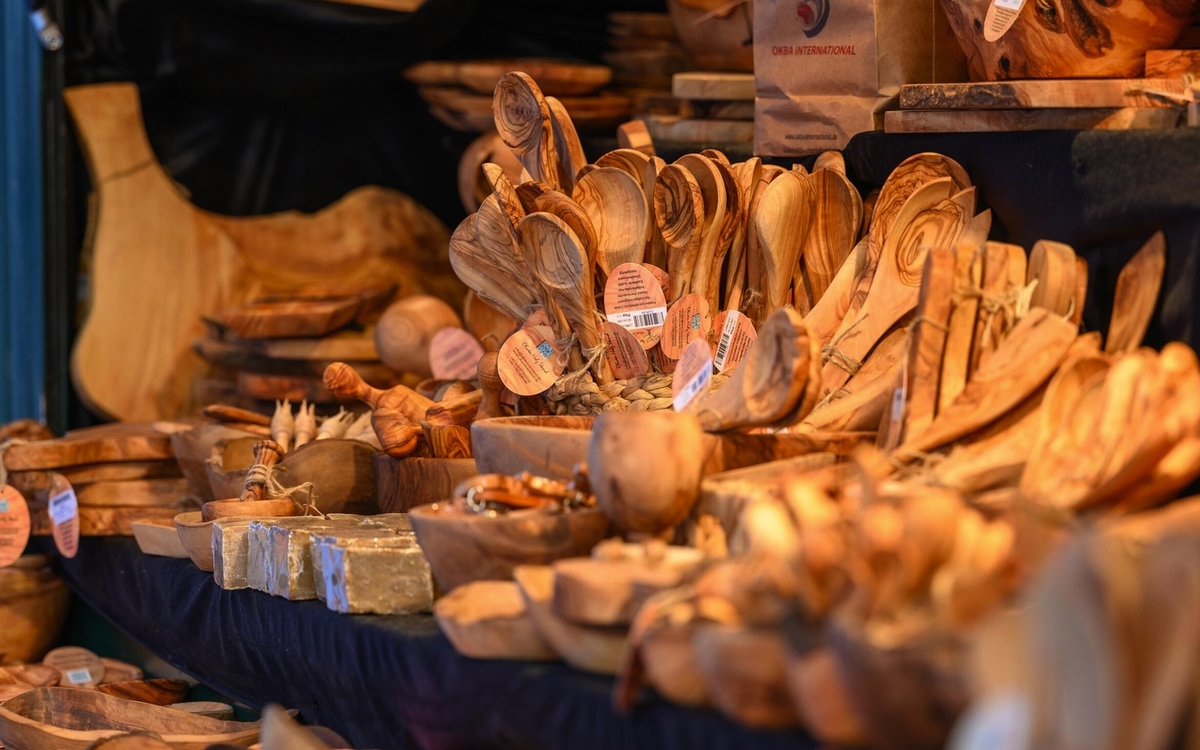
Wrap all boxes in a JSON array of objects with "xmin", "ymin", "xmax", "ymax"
[
  {"xmin": 885, "ymin": 108, "xmax": 1185, "ymax": 134},
  {"xmin": 899, "ymin": 79, "xmax": 1189, "ymax": 110},
  {"xmin": 218, "ymin": 298, "xmax": 360, "ymax": 340},
  {"xmin": 406, "ymin": 59, "xmax": 613, "ymax": 97},
  {"xmin": 193, "ymin": 337, "xmax": 392, "ymax": 382},
  {"xmin": 7, "ymin": 460, "xmax": 180, "ymax": 497},
  {"xmin": 3, "ymin": 425, "xmax": 173, "ymax": 472},
  {"xmin": 65, "ymin": 82, "xmax": 456, "ymax": 422},
  {"xmin": 239, "ymin": 329, "xmax": 380, "ymax": 361},
  {"xmin": 71, "ymin": 479, "xmax": 191, "ymax": 508},
  {"xmin": 29, "ymin": 502, "xmax": 190, "ymax": 536}
]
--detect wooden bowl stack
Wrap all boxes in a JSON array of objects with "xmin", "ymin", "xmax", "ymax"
[{"xmin": 407, "ymin": 59, "xmax": 632, "ymax": 133}]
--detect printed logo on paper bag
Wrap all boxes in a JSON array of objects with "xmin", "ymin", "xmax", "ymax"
[{"xmin": 795, "ymin": 0, "xmax": 830, "ymax": 37}]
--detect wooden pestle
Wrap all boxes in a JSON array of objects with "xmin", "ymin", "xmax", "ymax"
[
  {"xmin": 323, "ymin": 363, "xmax": 427, "ymax": 458},
  {"xmin": 476, "ymin": 351, "xmax": 505, "ymax": 420},
  {"xmin": 240, "ymin": 439, "xmax": 284, "ymax": 503}
]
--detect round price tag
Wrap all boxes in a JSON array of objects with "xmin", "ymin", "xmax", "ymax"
[
  {"xmin": 43, "ymin": 646, "xmax": 106, "ymax": 688},
  {"xmin": 644, "ymin": 264, "xmax": 670, "ymax": 299},
  {"xmin": 983, "ymin": 0, "xmax": 1026, "ymax": 41},
  {"xmin": 672, "ymin": 338, "xmax": 714, "ymax": 412},
  {"xmin": 47, "ymin": 472, "xmax": 80, "ymax": 559},
  {"xmin": 604, "ymin": 263, "xmax": 668, "ymax": 350},
  {"xmin": 0, "ymin": 485, "xmax": 31, "ymax": 568},
  {"xmin": 651, "ymin": 346, "xmax": 677, "ymax": 374},
  {"xmin": 602, "ymin": 322, "xmax": 651, "ymax": 379},
  {"xmin": 497, "ymin": 325, "xmax": 568, "ymax": 396},
  {"xmin": 710, "ymin": 310, "xmax": 758, "ymax": 373},
  {"xmin": 429, "ymin": 327, "xmax": 485, "ymax": 381},
  {"xmin": 660, "ymin": 293, "xmax": 712, "ymax": 360}
]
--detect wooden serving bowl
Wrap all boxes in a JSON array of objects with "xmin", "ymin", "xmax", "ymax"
[
  {"xmin": 200, "ymin": 498, "xmax": 298, "ymax": 522},
  {"xmin": 434, "ymin": 580, "xmax": 557, "ymax": 661},
  {"xmin": 514, "ymin": 565, "xmax": 627, "ymax": 674},
  {"xmin": 170, "ymin": 423, "xmax": 261, "ymax": 503},
  {"xmin": 0, "ymin": 557, "xmax": 70, "ymax": 662},
  {"xmin": 940, "ymin": 0, "xmax": 1200, "ymax": 80},
  {"xmin": 667, "ymin": 0, "xmax": 754, "ymax": 73},
  {"xmin": 0, "ymin": 687, "xmax": 260, "ymax": 749},
  {"xmin": 409, "ymin": 503, "xmax": 610, "ymax": 592},
  {"xmin": 373, "ymin": 455, "xmax": 478, "ymax": 514},
  {"xmin": 174, "ymin": 512, "xmax": 216, "ymax": 572},
  {"xmin": 470, "ymin": 416, "xmax": 594, "ymax": 480}
]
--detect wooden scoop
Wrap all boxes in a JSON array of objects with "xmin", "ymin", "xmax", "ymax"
[
  {"xmin": 520, "ymin": 212, "xmax": 613, "ymax": 384},
  {"xmin": 1106, "ymin": 231, "xmax": 1166, "ymax": 354},
  {"xmin": 654, "ymin": 164, "xmax": 705, "ymax": 302},
  {"xmin": 545, "ymin": 96, "xmax": 586, "ymax": 194},
  {"xmin": 323, "ymin": 362, "xmax": 431, "ymax": 457},
  {"xmin": 675, "ymin": 154, "xmax": 727, "ymax": 314},
  {"xmin": 493, "ymin": 72, "xmax": 558, "ymax": 189},
  {"xmin": 449, "ymin": 214, "xmax": 537, "ymax": 321},
  {"xmin": 753, "ymin": 170, "xmax": 816, "ymax": 322},
  {"xmin": 531, "ymin": 190, "xmax": 600, "ymax": 268},
  {"xmin": 1027, "ymin": 240, "xmax": 1078, "ymax": 318},
  {"xmin": 201, "ymin": 439, "xmax": 299, "ymax": 521},
  {"xmin": 695, "ymin": 308, "xmax": 812, "ymax": 432},
  {"xmin": 516, "ymin": 180, "xmax": 553, "ymax": 213},
  {"xmin": 572, "ymin": 167, "xmax": 649, "ymax": 275}
]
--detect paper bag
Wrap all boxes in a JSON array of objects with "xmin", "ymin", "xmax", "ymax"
[{"xmin": 754, "ymin": 0, "xmax": 966, "ymax": 155}]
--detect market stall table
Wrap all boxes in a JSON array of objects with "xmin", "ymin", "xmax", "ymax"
[{"xmin": 50, "ymin": 537, "xmax": 819, "ymax": 750}]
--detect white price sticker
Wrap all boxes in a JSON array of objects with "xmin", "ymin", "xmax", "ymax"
[
  {"xmin": 609, "ymin": 306, "xmax": 667, "ymax": 331},
  {"xmin": 49, "ymin": 487, "xmax": 78, "ymax": 526},
  {"xmin": 673, "ymin": 366, "xmax": 712, "ymax": 412},
  {"xmin": 65, "ymin": 668, "xmax": 93, "ymax": 685},
  {"xmin": 713, "ymin": 312, "xmax": 741, "ymax": 370}
]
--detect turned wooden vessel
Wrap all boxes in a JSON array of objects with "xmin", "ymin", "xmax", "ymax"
[
  {"xmin": 0, "ymin": 556, "xmax": 70, "ymax": 662},
  {"xmin": 201, "ymin": 440, "xmax": 299, "ymax": 521},
  {"xmin": 409, "ymin": 503, "xmax": 610, "ymax": 592},
  {"xmin": 0, "ymin": 687, "xmax": 260, "ymax": 749},
  {"xmin": 471, "ymin": 415, "xmax": 594, "ymax": 480}
]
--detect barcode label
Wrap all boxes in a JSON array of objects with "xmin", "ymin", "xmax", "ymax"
[
  {"xmin": 0, "ymin": 500, "xmax": 7, "ymax": 513},
  {"xmin": 673, "ymin": 366, "xmax": 712, "ymax": 412},
  {"xmin": 65, "ymin": 668, "xmax": 92, "ymax": 685},
  {"xmin": 713, "ymin": 312, "xmax": 741, "ymax": 370},
  {"xmin": 49, "ymin": 488, "xmax": 78, "ymax": 526},
  {"xmin": 610, "ymin": 306, "xmax": 667, "ymax": 331}
]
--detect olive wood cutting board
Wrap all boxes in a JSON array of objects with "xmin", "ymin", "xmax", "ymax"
[
  {"xmin": 29, "ymin": 502, "xmax": 190, "ymax": 536},
  {"xmin": 3, "ymin": 424, "xmax": 173, "ymax": 472},
  {"xmin": 217, "ymin": 298, "xmax": 360, "ymax": 340},
  {"xmin": 7, "ymin": 460, "xmax": 181, "ymax": 497},
  {"xmin": 899, "ymin": 80, "xmax": 1188, "ymax": 110}
]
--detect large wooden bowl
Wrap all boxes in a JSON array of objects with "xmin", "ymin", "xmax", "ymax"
[
  {"xmin": 373, "ymin": 455, "xmax": 478, "ymax": 514},
  {"xmin": 471, "ymin": 416, "xmax": 594, "ymax": 480},
  {"xmin": 0, "ymin": 557, "xmax": 70, "ymax": 662},
  {"xmin": 940, "ymin": 0, "xmax": 1200, "ymax": 80},
  {"xmin": 667, "ymin": 0, "xmax": 754, "ymax": 72},
  {"xmin": 0, "ymin": 687, "xmax": 260, "ymax": 749},
  {"xmin": 409, "ymin": 503, "xmax": 611, "ymax": 592}
]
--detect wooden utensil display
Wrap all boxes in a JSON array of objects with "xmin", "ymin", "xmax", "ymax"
[
  {"xmin": 494, "ymin": 72, "xmax": 559, "ymax": 189},
  {"xmin": 470, "ymin": 416, "xmax": 593, "ymax": 480},
  {"xmin": 323, "ymin": 363, "xmax": 433, "ymax": 457},
  {"xmin": 64, "ymin": 82, "xmax": 455, "ymax": 421},
  {"xmin": 654, "ymin": 164, "xmax": 705, "ymax": 301},
  {"xmin": 1107, "ymin": 231, "xmax": 1166, "ymax": 354},
  {"xmin": 902, "ymin": 247, "xmax": 957, "ymax": 441},
  {"xmin": 674, "ymin": 154, "xmax": 727, "ymax": 312},
  {"xmin": 753, "ymin": 171, "xmax": 815, "ymax": 322}
]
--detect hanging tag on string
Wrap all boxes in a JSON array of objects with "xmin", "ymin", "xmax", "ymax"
[
  {"xmin": 47, "ymin": 472, "xmax": 80, "ymax": 559},
  {"xmin": 0, "ymin": 484, "xmax": 31, "ymax": 568}
]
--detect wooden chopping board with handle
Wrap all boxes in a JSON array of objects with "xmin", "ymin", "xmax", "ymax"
[{"xmin": 66, "ymin": 82, "xmax": 460, "ymax": 422}]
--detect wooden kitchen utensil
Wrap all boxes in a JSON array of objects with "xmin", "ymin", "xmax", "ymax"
[
  {"xmin": 514, "ymin": 565, "xmax": 628, "ymax": 675},
  {"xmin": 323, "ymin": 362, "xmax": 433, "ymax": 457},
  {"xmin": 572, "ymin": 167, "xmax": 649, "ymax": 275},
  {"xmin": 2, "ymin": 424, "xmax": 172, "ymax": 472},
  {"xmin": 449, "ymin": 214, "xmax": 538, "ymax": 322},
  {"xmin": 654, "ymin": 164, "xmax": 705, "ymax": 301},
  {"xmin": 903, "ymin": 247, "xmax": 957, "ymax": 441},
  {"xmin": 546, "ymin": 96, "xmax": 588, "ymax": 194},
  {"xmin": 1106, "ymin": 231, "xmax": 1166, "ymax": 354},
  {"xmin": 753, "ymin": 170, "xmax": 815, "ymax": 322},
  {"xmin": 675, "ymin": 154, "xmax": 727, "ymax": 312},
  {"xmin": 493, "ymin": 72, "xmax": 559, "ymax": 189},
  {"xmin": 801, "ymin": 168, "xmax": 860, "ymax": 304},
  {"xmin": 1027, "ymin": 240, "xmax": 1078, "ymax": 318},
  {"xmin": 201, "ymin": 440, "xmax": 300, "ymax": 521}
]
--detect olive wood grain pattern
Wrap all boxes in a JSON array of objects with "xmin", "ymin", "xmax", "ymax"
[
  {"xmin": 372, "ymin": 454, "xmax": 476, "ymax": 514},
  {"xmin": 1106, "ymin": 231, "xmax": 1166, "ymax": 354},
  {"xmin": 546, "ymin": 96, "xmax": 588, "ymax": 194},
  {"xmin": 1026, "ymin": 240, "xmax": 1078, "ymax": 318},
  {"xmin": 572, "ymin": 168, "xmax": 648, "ymax": 274},
  {"xmin": 802, "ymin": 327, "xmax": 907, "ymax": 434},
  {"xmin": 471, "ymin": 415, "xmax": 594, "ymax": 481},
  {"xmin": 675, "ymin": 154, "xmax": 728, "ymax": 312},
  {"xmin": 654, "ymin": 164, "xmax": 705, "ymax": 301},
  {"xmin": 514, "ymin": 565, "xmax": 627, "ymax": 675},
  {"xmin": 493, "ymin": 72, "xmax": 559, "ymax": 189},
  {"xmin": 938, "ymin": 242, "xmax": 984, "ymax": 413},
  {"xmin": 218, "ymin": 298, "xmax": 358, "ymax": 340},
  {"xmin": 3, "ymin": 424, "xmax": 173, "ymax": 472},
  {"xmin": 903, "ymin": 247, "xmax": 957, "ymax": 441},
  {"xmin": 801, "ymin": 169, "xmax": 859, "ymax": 305},
  {"xmin": 323, "ymin": 363, "xmax": 432, "ymax": 457},
  {"xmin": 753, "ymin": 170, "xmax": 815, "ymax": 322},
  {"xmin": 435, "ymin": 580, "xmax": 556, "ymax": 661}
]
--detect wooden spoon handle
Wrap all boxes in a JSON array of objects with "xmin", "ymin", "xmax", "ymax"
[
  {"xmin": 476, "ymin": 351, "xmax": 506, "ymax": 420},
  {"xmin": 239, "ymin": 439, "xmax": 284, "ymax": 503},
  {"xmin": 323, "ymin": 362, "xmax": 383, "ymax": 408}
]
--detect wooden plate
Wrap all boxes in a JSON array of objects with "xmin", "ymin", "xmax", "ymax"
[{"xmin": 406, "ymin": 59, "xmax": 613, "ymax": 96}]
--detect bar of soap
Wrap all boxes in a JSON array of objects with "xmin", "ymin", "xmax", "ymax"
[
  {"xmin": 266, "ymin": 517, "xmax": 357, "ymax": 600},
  {"xmin": 324, "ymin": 532, "xmax": 433, "ymax": 615},
  {"xmin": 310, "ymin": 526, "xmax": 399, "ymax": 603},
  {"xmin": 212, "ymin": 518, "xmax": 254, "ymax": 590},
  {"xmin": 246, "ymin": 520, "xmax": 281, "ymax": 594}
]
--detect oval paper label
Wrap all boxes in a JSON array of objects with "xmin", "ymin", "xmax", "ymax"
[
  {"xmin": 660, "ymin": 293, "xmax": 712, "ymax": 360},
  {"xmin": 497, "ymin": 325, "xmax": 568, "ymax": 396},
  {"xmin": 644, "ymin": 264, "xmax": 670, "ymax": 299},
  {"xmin": 984, "ymin": 0, "xmax": 1025, "ymax": 41},
  {"xmin": 48, "ymin": 472, "xmax": 80, "ymax": 559},
  {"xmin": 429, "ymin": 327, "xmax": 485, "ymax": 381},
  {"xmin": 43, "ymin": 646, "xmax": 106, "ymax": 688},
  {"xmin": 0, "ymin": 485, "xmax": 31, "ymax": 568},
  {"xmin": 672, "ymin": 338, "xmax": 714, "ymax": 412},
  {"xmin": 602, "ymin": 322, "xmax": 651, "ymax": 379},
  {"xmin": 652, "ymin": 346, "xmax": 677, "ymax": 374},
  {"xmin": 710, "ymin": 310, "xmax": 758, "ymax": 372},
  {"xmin": 604, "ymin": 263, "xmax": 668, "ymax": 350}
]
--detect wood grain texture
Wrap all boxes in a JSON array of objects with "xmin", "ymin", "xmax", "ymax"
[
  {"xmin": 904, "ymin": 247, "xmax": 957, "ymax": 441},
  {"xmin": 900, "ymin": 80, "xmax": 1190, "ymax": 109},
  {"xmin": 572, "ymin": 168, "xmax": 648, "ymax": 274},
  {"xmin": 654, "ymin": 164, "xmax": 705, "ymax": 301},
  {"xmin": 884, "ymin": 108, "xmax": 1185, "ymax": 134},
  {"xmin": 96, "ymin": 679, "xmax": 189, "ymax": 706},
  {"xmin": 69, "ymin": 478, "xmax": 191, "ymax": 508},
  {"xmin": 65, "ymin": 83, "xmax": 453, "ymax": 421},
  {"xmin": 29, "ymin": 503, "xmax": 189, "ymax": 537},
  {"xmin": 641, "ymin": 116, "xmax": 754, "ymax": 145},
  {"xmin": 969, "ymin": 242, "xmax": 1018, "ymax": 377},
  {"xmin": 373, "ymin": 454, "xmax": 477, "ymax": 514},
  {"xmin": 239, "ymin": 329, "xmax": 380, "ymax": 361},
  {"xmin": 802, "ymin": 169, "xmax": 859, "ymax": 305},
  {"xmin": 4, "ymin": 425, "xmax": 173, "ymax": 471},
  {"xmin": 672, "ymin": 72, "xmax": 755, "ymax": 101},
  {"xmin": 406, "ymin": 59, "xmax": 611, "ymax": 97},
  {"xmin": 219, "ymin": 298, "xmax": 359, "ymax": 340},
  {"xmin": 514, "ymin": 564, "xmax": 627, "ymax": 675},
  {"xmin": 1027, "ymin": 240, "xmax": 1078, "ymax": 318},
  {"xmin": 938, "ymin": 243, "xmax": 983, "ymax": 413},
  {"xmin": 493, "ymin": 72, "xmax": 559, "ymax": 189},
  {"xmin": 546, "ymin": 96, "xmax": 588, "ymax": 194},
  {"xmin": 1106, "ymin": 231, "xmax": 1166, "ymax": 354},
  {"xmin": 675, "ymin": 154, "xmax": 728, "ymax": 312},
  {"xmin": 802, "ymin": 328, "xmax": 906, "ymax": 434},
  {"xmin": 471, "ymin": 416, "xmax": 593, "ymax": 481},
  {"xmin": 7, "ymin": 461, "xmax": 181, "ymax": 499},
  {"xmin": 323, "ymin": 363, "xmax": 431, "ymax": 457},
  {"xmin": 753, "ymin": 171, "xmax": 815, "ymax": 322},
  {"xmin": 1145, "ymin": 49, "xmax": 1200, "ymax": 77},
  {"xmin": 435, "ymin": 580, "xmax": 557, "ymax": 661}
]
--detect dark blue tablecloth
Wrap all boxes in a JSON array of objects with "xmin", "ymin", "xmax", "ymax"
[{"xmin": 52, "ymin": 538, "xmax": 818, "ymax": 750}]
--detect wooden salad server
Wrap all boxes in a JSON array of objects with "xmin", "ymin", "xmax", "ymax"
[
  {"xmin": 323, "ymin": 362, "xmax": 432, "ymax": 457},
  {"xmin": 545, "ymin": 96, "xmax": 587, "ymax": 194},
  {"xmin": 572, "ymin": 167, "xmax": 649, "ymax": 275},
  {"xmin": 694, "ymin": 308, "xmax": 813, "ymax": 432},
  {"xmin": 801, "ymin": 327, "xmax": 907, "ymax": 433},
  {"xmin": 201, "ymin": 439, "xmax": 299, "ymax": 521},
  {"xmin": 938, "ymin": 241, "xmax": 986, "ymax": 413},
  {"xmin": 654, "ymin": 164, "xmax": 705, "ymax": 302},
  {"xmin": 675, "ymin": 154, "xmax": 727, "ymax": 313},
  {"xmin": 520, "ymin": 211, "xmax": 613, "ymax": 384},
  {"xmin": 449, "ymin": 214, "xmax": 538, "ymax": 321},
  {"xmin": 901, "ymin": 247, "xmax": 957, "ymax": 442},
  {"xmin": 1106, "ymin": 231, "xmax": 1166, "ymax": 354},
  {"xmin": 493, "ymin": 72, "xmax": 559, "ymax": 189},
  {"xmin": 752, "ymin": 170, "xmax": 815, "ymax": 323}
]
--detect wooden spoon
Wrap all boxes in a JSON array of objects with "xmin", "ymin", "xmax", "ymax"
[
  {"xmin": 448, "ymin": 214, "xmax": 538, "ymax": 321},
  {"xmin": 654, "ymin": 164, "xmax": 705, "ymax": 302},
  {"xmin": 805, "ymin": 237, "xmax": 869, "ymax": 348},
  {"xmin": 753, "ymin": 170, "xmax": 816, "ymax": 322},
  {"xmin": 324, "ymin": 362, "xmax": 432, "ymax": 456},
  {"xmin": 675, "ymin": 154, "xmax": 727, "ymax": 314},
  {"xmin": 520, "ymin": 211, "xmax": 613, "ymax": 384},
  {"xmin": 938, "ymin": 241, "xmax": 985, "ymax": 414},
  {"xmin": 595, "ymin": 148, "xmax": 652, "ymax": 180},
  {"xmin": 493, "ymin": 72, "xmax": 558, "ymax": 189},
  {"xmin": 695, "ymin": 308, "xmax": 811, "ymax": 432},
  {"xmin": 802, "ymin": 168, "xmax": 860, "ymax": 304},
  {"xmin": 1026, "ymin": 240, "xmax": 1078, "ymax": 318},
  {"xmin": 201, "ymin": 439, "xmax": 299, "ymax": 521},
  {"xmin": 516, "ymin": 180, "xmax": 553, "ymax": 213},
  {"xmin": 1106, "ymin": 231, "xmax": 1166, "ymax": 354},
  {"xmin": 709, "ymin": 159, "xmax": 745, "ymax": 311},
  {"xmin": 801, "ymin": 327, "xmax": 907, "ymax": 433},
  {"xmin": 482, "ymin": 162, "xmax": 526, "ymax": 240},
  {"xmin": 643, "ymin": 155, "xmax": 669, "ymax": 270},
  {"xmin": 531, "ymin": 190, "xmax": 600, "ymax": 268},
  {"xmin": 726, "ymin": 158, "xmax": 764, "ymax": 312},
  {"xmin": 902, "ymin": 246, "xmax": 957, "ymax": 442},
  {"xmin": 545, "ymin": 96, "xmax": 586, "ymax": 194},
  {"xmin": 572, "ymin": 167, "xmax": 649, "ymax": 275}
]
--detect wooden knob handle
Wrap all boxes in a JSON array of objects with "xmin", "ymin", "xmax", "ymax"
[
  {"xmin": 240, "ymin": 439, "xmax": 284, "ymax": 502},
  {"xmin": 476, "ymin": 351, "xmax": 504, "ymax": 420},
  {"xmin": 323, "ymin": 362, "xmax": 381, "ymax": 408}
]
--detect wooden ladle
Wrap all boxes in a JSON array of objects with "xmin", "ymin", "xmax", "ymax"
[
  {"xmin": 201, "ymin": 439, "xmax": 300, "ymax": 521},
  {"xmin": 519, "ymin": 211, "xmax": 613, "ymax": 384},
  {"xmin": 323, "ymin": 362, "xmax": 432, "ymax": 457},
  {"xmin": 573, "ymin": 167, "xmax": 649, "ymax": 276},
  {"xmin": 493, "ymin": 72, "xmax": 558, "ymax": 189},
  {"xmin": 653, "ymin": 164, "xmax": 705, "ymax": 302}
]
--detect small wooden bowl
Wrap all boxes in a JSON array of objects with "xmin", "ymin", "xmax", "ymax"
[
  {"xmin": 200, "ymin": 498, "xmax": 298, "ymax": 522},
  {"xmin": 131, "ymin": 518, "xmax": 189, "ymax": 559},
  {"xmin": 514, "ymin": 565, "xmax": 626, "ymax": 675},
  {"xmin": 170, "ymin": 423, "xmax": 261, "ymax": 503},
  {"xmin": 693, "ymin": 624, "xmax": 801, "ymax": 729},
  {"xmin": 434, "ymin": 580, "xmax": 557, "ymax": 661},
  {"xmin": 470, "ymin": 416, "xmax": 594, "ymax": 480},
  {"xmin": 204, "ymin": 437, "xmax": 258, "ymax": 501},
  {"xmin": 409, "ymin": 503, "xmax": 610, "ymax": 592},
  {"xmin": 0, "ymin": 560, "xmax": 70, "ymax": 662},
  {"xmin": 174, "ymin": 511, "xmax": 216, "ymax": 572}
]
